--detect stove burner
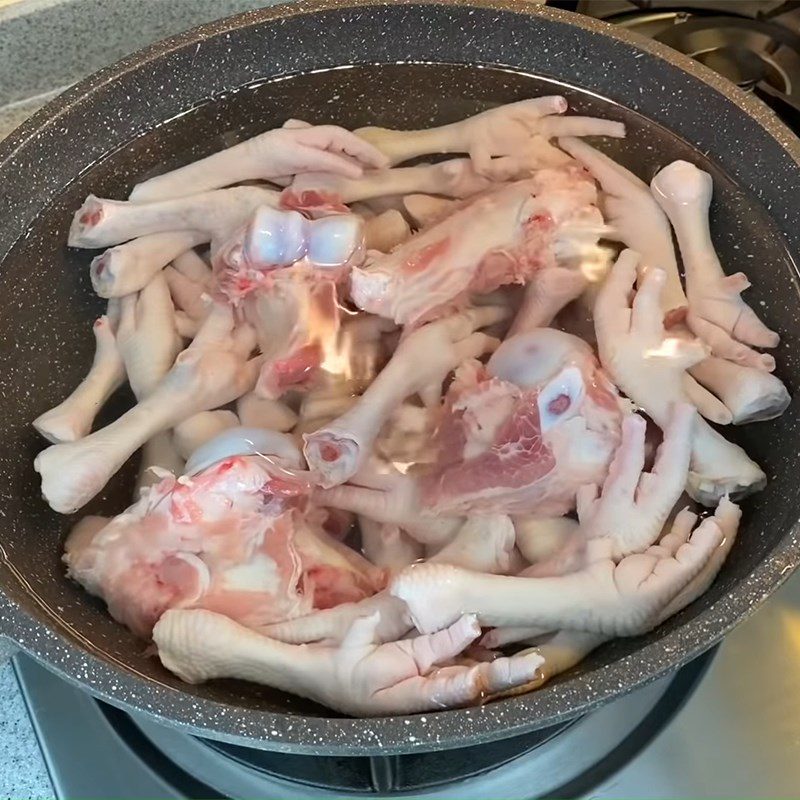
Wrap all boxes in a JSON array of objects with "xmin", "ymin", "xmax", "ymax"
[
  {"xmin": 573, "ymin": 2, "xmax": 800, "ymax": 133},
  {"xmin": 203, "ymin": 721, "xmax": 574, "ymax": 793}
]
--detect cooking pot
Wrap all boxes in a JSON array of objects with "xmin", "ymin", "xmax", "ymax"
[{"xmin": 0, "ymin": 0, "xmax": 798, "ymax": 755}]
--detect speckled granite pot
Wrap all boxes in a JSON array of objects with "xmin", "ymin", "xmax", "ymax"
[{"xmin": 0, "ymin": 0, "xmax": 798, "ymax": 756}]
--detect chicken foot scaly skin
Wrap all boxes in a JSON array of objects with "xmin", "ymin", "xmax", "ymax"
[
  {"xmin": 577, "ymin": 405, "xmax": 694, "ymax": 559},
  {"xmin": 651, "ymin": 161, "xmax": 779, "ymax": 371},
  {"xmin": 33, "ymin": 309, "xmax": 125, "ymax": 444},
  {"xmin": 595, "ymin": 250, "xmax": 765, "ymax": 505},
  {"xmin": 689, "ymin": 356, "xmax": 790, "ymax": 424},
  {"xmin": 130, "ymin": 124, "xmax": 389, "ymax": 202},
  {"xmin": 485, "ymin": 495, "xmax": 741, "ymax": 665},
  {"xmin": 303, "ymin": 306, "xmax": 507, "ymax": 488},
  {"xmin": 154, "ymin": 609, "xmax": 543, "ymax": 716},
  {"xmin": 558, "ymin": 137, "xmax": 734, "ymax": 426},
  {"xmin": 69, "ymin": 186, "xmax": 280, "ymax": 249},
  {"xmin": 115, "ymin": 274, "xmax": 185, "ymax": 490},
  {"xmin": 391, "ymin": 505, "xmax": 727, "ymax": 637},
  {"xmin": 355, "ymin": 97, "xmax": 624, "ymax": 175},
  {"xmin": 90, "ymin": 230, "xmax": 206, "ymax": 298},
  {"xmin": 35, "ymin": 305, "xmax": 259, "ymax": 513}
]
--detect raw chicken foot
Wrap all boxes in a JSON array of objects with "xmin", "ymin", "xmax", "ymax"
[
  {"xmin": 154, "ymin": 610, "xmax": 543, "ymax": 716},
  {"xmin": 262, "ymin": 512, "xmax": 513, "ymax": 647},
  {"xmin": 131, "ymin": 124, "xmax": 388, "ymax": 202},
  {"xmin": 69, "ymin": 186, "xmax": 280, "ymax": 249},
  {"xmin": 595, "ymin": 249, "xmax": 765, "ymax": 505},
  {"xmin": 355, "ymin": 97, "xmax": 623, "ymax": 176},
  {"xmin": 35, "ymin": 304, "xmax": 259, "ymax": 513},
  {"xmin": 90, "ymin": 230, "xmax": 206, "ymax": 298},
  {"xmin": 651, "ymin": 160, "xmax": 779, "ymax": 371},
  {"xmin": 558, "ymin": 137, "xmax": 734, "ymax": 426},
  {"xmin": 391, "ymin": 506, "xmax": 726, "ymax": 637},
  {"xmin": 33, "ymin": 308, "xmax": 124, "ymax": 443},
  {"xmin": 577, "ymin": 405, "xmax": 694, "ymax": 559},
  {"xmin": 289, "ymin": 158, "xmax": 499, "ymax": 205}
]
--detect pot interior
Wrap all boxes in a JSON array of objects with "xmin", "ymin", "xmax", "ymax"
[{"xmin": 4, "ymin": 62, "xmax": 798, "ymax": 718}]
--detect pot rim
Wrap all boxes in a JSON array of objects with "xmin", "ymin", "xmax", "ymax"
[{"xmin": 1, "ymin": 0, "xmax": 799, "ymax": 755}]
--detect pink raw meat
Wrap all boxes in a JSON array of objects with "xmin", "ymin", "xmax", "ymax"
[
  {"xmin": 350, "ymin": 165, "xmax": 601, "ymax": 326},
  {"xmin": 422, "ymin": 329, "xmax": 622, "ymax": 515},
  {"xmin": 64, "ymin": 456, "xmax": 384, "ymax": 638}
]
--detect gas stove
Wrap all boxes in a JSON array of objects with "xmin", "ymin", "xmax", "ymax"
[
  {"xmin": 12, "ymin": 2, "xmax": 800, "ymax": 798},
  {"xmin": 571, "ymin": 0, "xmax": 800, "ymax": 132}
]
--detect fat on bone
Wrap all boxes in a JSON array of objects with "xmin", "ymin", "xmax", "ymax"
[
  {"xmin": 89, "ymin": 230, "xmax": 206, "ymax": 298},
  {"xmin": 69, "ymin": 186, "xmax": 280, "ymax": 249},
  {"xmin": 153, "ymin": 609, "xmax": 543, "ymax": 716},
  {"xmin": 594, "ymin": 249, "xmax": 766, "ymax": 505},
  {"xmin": 303, "ymin": 306, "xmax": 507, "ymax": 488},
  {"xmin": 391, "ymin": 503, "xmax": 728, "ymax": 637},
  {"xmin": 130, "ymin": 124, "xmax": 388, "ymax": 202},
  {"xmin": 183, "ymin": 426, "xmax": 304, "ymax": 476},
  {"xmin": 650, "ymin": 160, "xmax": 779, "ymax": 371},
  {"xmin": 33, "ymin": 311, "xmax": 125, "ymax": 444},
  {"xmin": 35, "ymin": 304, "xmax": 259, "ymax": 513}
]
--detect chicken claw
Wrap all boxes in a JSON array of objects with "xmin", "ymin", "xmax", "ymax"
[
  {"xmin": 356, "ymin": 97, "xmax": 623, "ymax": 177},
  {"xmin": 131, "ymin": 124, "xmax": 389, "ymax": 202},
  {"xmin": 595, "ymin": 249, "xmax": 765, "ymax": 505},
  {"xmin": 154, "ymin": 609, "xmax": 543, "ymax": 716},
  {"xmin": 33, "ymin": 308, "xmax": 125, "ymax": 443},
  {"xmin": 35, "ymin": 304, "xmax": 259, "ymax": 513},
  {"xmin": 391, "ymin": 508, "xmax": 727, "ymax": 637},
  {"xmin": 651, "ymin": 161, "xmax": 779, "ymax": 371},
  {"xmin": 577, "ymin": 405, "xmax": 694, "ymax": 558}
]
